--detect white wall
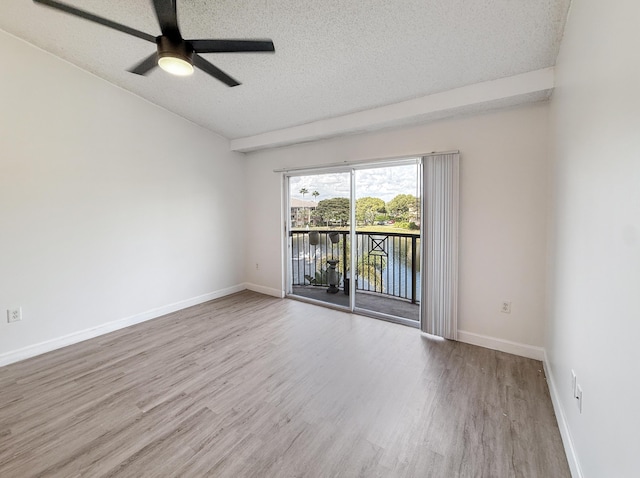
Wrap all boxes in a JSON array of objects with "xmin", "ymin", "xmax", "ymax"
[
  {"xmin": 0, "ymin": 31, "xmax": 246, "ymax": 362},
  {"xmin": 244, "ymin": 103, "xmax": 550, "ymax": 351},
  {"xmin": 547, "ymin": 1, "xmax": 640, "ymax": 476}
]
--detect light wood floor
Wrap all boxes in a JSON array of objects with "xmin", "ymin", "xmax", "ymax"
[{"xmin": 0, "ymin": 291, "xmax": 570, "ymax": 477}]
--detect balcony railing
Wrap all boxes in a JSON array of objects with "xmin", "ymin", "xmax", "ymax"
[{"xmin": 290, "ymin": 230, "xmax": 421, "ymax": 304}]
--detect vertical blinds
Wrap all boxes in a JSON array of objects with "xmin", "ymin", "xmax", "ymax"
[{"xmin": 421, "ymin": 152, "xmax": 460, "ymax": 339}]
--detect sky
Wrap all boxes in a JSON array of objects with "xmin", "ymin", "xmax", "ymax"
[{"xmin": 289, "ymin": 164, "xmax": 419, "ymax": 203}]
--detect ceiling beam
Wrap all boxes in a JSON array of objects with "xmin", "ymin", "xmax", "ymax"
[{"xmin": 230, "ymin": 68, "xmax": 554, "ymax": 153}]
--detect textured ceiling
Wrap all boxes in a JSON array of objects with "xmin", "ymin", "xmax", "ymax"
[{"xmin": 0, "ymin": 0, "xmax": 570, "ymax": 140}]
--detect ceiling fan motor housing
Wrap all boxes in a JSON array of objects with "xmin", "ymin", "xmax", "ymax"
[{"xmin": 157, "ymin": 35, "xmax": 193, "ymax": 64}]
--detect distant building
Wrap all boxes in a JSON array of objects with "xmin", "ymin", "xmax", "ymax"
[{"xmin": 290, "ymin": 198, "xmax": 318, "ymax": 227}]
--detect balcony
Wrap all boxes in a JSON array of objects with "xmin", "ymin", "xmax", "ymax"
[{"xmin": 289, "ymin": 230, "xmax": 420, "ymax": 322}]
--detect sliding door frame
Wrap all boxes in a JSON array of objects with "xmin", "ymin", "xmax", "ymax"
[
  {"xmin": 282, "ymin": 157, "xmax": 423, "ymax": 327},
  {"xmin": 283, "ymin": 168, "xmax": 354, "ymax": 312}
]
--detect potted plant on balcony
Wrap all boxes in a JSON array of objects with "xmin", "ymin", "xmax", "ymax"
[{"xmin": 309, "ymin": 230, "xmax": 320, "ymax": 245}]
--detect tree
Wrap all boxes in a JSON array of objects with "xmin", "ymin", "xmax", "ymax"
[
  {"xmin": 386, "ymin": 194, "xmax": 417, "ymax": 221},
  {"xmin": 312, "ymin": 198, "xmax": 350, "ymax": 225},
  {"xmin": 298, "ymin": 188, "xmax": 309, "ymax": 225},
  {"xmin": 309, "ymin": 191, "xmax": 320, "ymax": 225},
  {"xmin": 356, "ymin": 197, "xmax": 386, "ymax": 225}
]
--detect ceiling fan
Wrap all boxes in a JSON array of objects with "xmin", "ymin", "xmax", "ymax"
[{"xmin": 33, "ymin": 0, "xmax": 275, "ymax": 87}]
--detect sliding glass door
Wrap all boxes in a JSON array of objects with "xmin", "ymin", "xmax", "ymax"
[
  {"xmin": 285, "ymin": 160, "xmax": 421, "ymax": 326},
  {"xmin": 287, "ymin": 171, "xmax": 351, "ymax": 309},
  {"xmin": 353, "ymin": 164, "xmax": 421, "ymax": 324}
]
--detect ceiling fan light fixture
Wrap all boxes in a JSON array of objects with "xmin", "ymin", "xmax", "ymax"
[
  {"xmin": 158, "ymin": 54, "xmax": 194, "ymax": 76},
  {"xmin": 157, "ymin": 36, "xmax": 194, "ymax": 76}
]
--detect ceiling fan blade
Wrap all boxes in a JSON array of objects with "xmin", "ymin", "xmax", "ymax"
[
  {"xmin": 190, "ymin": 39, "xmax": 275, "ymax": 53},
  {"xmin": 151, "ymin": 0, "xmax": 180, "ymax": 38},
  {"xmin": 33, "ymin": 0, "xmax": 155, "ymax": 43},
  {"xmin": 193, "ymin": 55, "xmax": 240, "ymax": 87},
  {"xmin": 128, "ymin": 53, "xmax": 158, "ymax": 76}
]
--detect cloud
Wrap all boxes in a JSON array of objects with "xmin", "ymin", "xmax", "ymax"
[{"xmin": 289, "ymin": 164, "xmax": 419, "ymax": 203}]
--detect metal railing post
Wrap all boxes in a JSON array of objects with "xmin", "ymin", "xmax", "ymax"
[
  {"xmin": 342, "ymin": 232, "xmax": 347, "ymax": 283},
  {"xmin": 411, "ymin": 235, "xmax": 417, "ymax": 304}
]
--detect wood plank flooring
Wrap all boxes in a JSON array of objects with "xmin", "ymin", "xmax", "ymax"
[{"xmin": 0, "ymin": 291, "xmax": 570, "ymax": 477}]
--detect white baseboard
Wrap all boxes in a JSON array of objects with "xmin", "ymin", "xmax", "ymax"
[
  {"xmin": 457, "ymin": 330, "xmax": 545, "ymax": 360},
  {"xmin": 0, "ymin": 283, "xmax": 247, "ymax": 368},
  {"xmin": 244, "ymin": 282, "xmax": 285, "ymax": 298},
  {"xmin": 543, "ymin": 351, "xmax": 583, "ymax": 478}
]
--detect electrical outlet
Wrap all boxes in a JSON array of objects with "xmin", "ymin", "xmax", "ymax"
[
  {"xmin": 576, "ymin": 384, "xmax": 583, "ymax": 413},
  {"xmin": 500, "ymin": 300, "xmax": 511, "ymax": 314},
  {"xmin": 571, "ymin": 370, "xmax": 577, "ymax": 397},
  {"xmin": 7, "ymin": 308, "xmax": 22, "ymax": 323},
  {"xmin": 255, "ymin": 263, "xmax": 259, "ymax": 270}
]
